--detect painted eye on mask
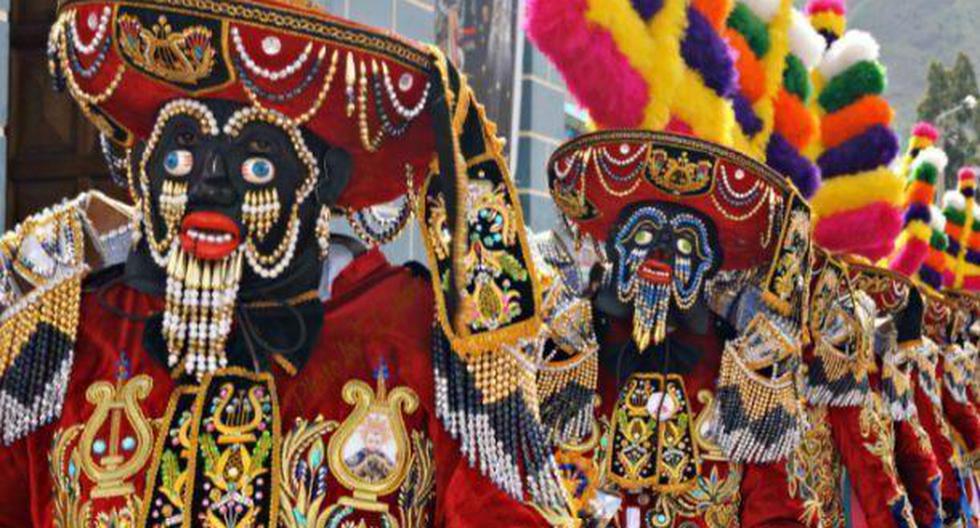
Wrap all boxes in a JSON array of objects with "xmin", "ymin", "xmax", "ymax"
[
  {"xmin": 633, "ymin": 229, "xmax": 654, "ymax": 246},
  {"xmin": 242, "ymin": 157, "xmax": 276, "ymax": 184},
  {"xmin": 163, "ymin": 150, "xmax": 194, "ymax": 177},
  {"xmin": 676, "ymin": 237, "xmax": 693, "ymax": 256}
]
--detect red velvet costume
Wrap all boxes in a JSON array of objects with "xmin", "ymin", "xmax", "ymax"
[
  {"xmin": 801, "ymin": 254, "xmax": 921, "ymax": 527},
  {"xmin": 0, "ymin": 0, "xmax": 571, "ymax": 526},
  {"xmin": 918, "ymin": 291, "xmax": 973, "ymax": 524},
  {"xmin": 0, "ymin": 250, "xmax": 551, "ymax": 527},
  {"xmin": 847, "ymin": 262, "xmax": 945, "ymax": 528}
]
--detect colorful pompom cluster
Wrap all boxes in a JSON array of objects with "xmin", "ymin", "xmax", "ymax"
[
  {"xmin": 943, "ymin": 167, "xmax": 980, "ymax": 290},
  {"xmin": 899, "ymin": 122, "xmax": 941, "ymax": 180},
  {"xmin": 526, "ymin": 0, "xmax": 740, "ymax": 144},
  {"xmin": 766, "ymin": 8, "xmax": 826, "ymax": 198},
  {"xmin": 725, "ymin": 0, "xmax": 793, "ymax": 160},
  {"xmin": 805, "ymin": 0, "xmax": 846, "ymax": 44},
  {"xmin": 889, "ymin": 147, "xmax": 949, "ymax": 288},
  {"xmin": 807, "ymin": 9, "xmax": 903, "ymax": 261}
]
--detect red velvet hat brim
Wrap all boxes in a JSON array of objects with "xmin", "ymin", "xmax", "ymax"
[
  {"xmin": 55, "ymin": 0, "xmax": 440, "ymax": 210},
  {"xmin": 547, "ymin": 130, "xmax": 808, "ymax": 272}
]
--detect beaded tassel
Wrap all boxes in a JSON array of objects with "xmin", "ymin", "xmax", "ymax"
[
  {"xmin": 162, "ymin": 247, "xmax": 243, "ymax": 379},
  {"xmin": 632, "ymin": 273, "xmax": 671, "ymax": 352},
  {"xmin": 243, "ymin": 188, "xmax": 281, "ymax": 241},
  {"xmin": 159, "ymin": 179, "xmax": 187, "ymax": 235},
  {"xmin": 431, "ymin": 327, "xmax": 568, "ymax": 513}
]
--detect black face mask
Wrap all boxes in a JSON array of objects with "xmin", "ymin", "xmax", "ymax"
[
  {"xmin": 127, "ymin": 99, "xmax": 350, "ymax": 300},
  {"xmin": 121, "ymin": 99, "xmax": 352, "ymax": 378},
  {"xmin": 594, "ymin": 201, "xmax": 721, "ymax": 337}
]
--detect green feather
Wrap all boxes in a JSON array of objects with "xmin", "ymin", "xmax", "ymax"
[
  {"xmin": 818, "ymin": 61, "xmax": 887, "ymax": 113},
  {"xmin": 783, "ymin": 55, "xmax": 811, "ymax": 101},
  {"xmin": 728, "ymin": 4, "xmax": 771, "ymax": 57}
]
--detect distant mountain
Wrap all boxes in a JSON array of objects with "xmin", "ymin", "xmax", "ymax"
[{"xmin": 795, "ymin": 0, "xmax": 980, "ymax": 139}]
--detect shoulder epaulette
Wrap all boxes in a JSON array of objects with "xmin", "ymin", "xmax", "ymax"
[
  {"xmin": 529, "ymin": 231, "xmax": 600, "ymax": 446},
  {"xmin": 0, "ymin": 191, "xmax": 133, "ymax": 445}
]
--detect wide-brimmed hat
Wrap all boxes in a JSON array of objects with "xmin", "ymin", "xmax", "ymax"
[{"xmin": 547, "ymin": 130, "xmax": 811, "ymax": 315}]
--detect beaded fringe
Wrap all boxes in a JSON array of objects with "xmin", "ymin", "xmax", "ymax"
[
  {"xmin": 538, "ymin": 348, "xmax": 598, "ymax": 445},
  {"xmin": 432, "ymin": 326, "xmax": 568, "ymax": 512},
  {"xmin": 713, "ymin": 338, "xmax": 804, "ymax": 464},
  {"xmin": 0, "ymin": 268, "xmax": 83, "ymax": 445},
  {"xmin": 805, "ymin": 344, "xmax": 870, "ymax": 408}
]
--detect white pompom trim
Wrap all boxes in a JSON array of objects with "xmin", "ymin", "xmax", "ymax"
[
  {"xmin": 944, "ymin": 190, "xmax": 966, "ymax": 212},
  {"xmin": 819, "ymin": 30, "xmax": 881, "ymax": 80},
  {"xmin": 930, "ymin": 205, "xmax": 946, "ymax": 232},
  {"xmin": 742, "ymin": 0, "xmax": 782, "ymax": 23},
  {"xmin": 788, "ymin": 9, "xmax": 826, "ymax": 69},
  {"xmin": 912, "ymin": 147, "xmax": 949, "ymax": 175}
]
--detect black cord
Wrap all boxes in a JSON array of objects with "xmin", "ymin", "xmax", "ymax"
[
  {"xmin": 92, "ymin": 274, "xmax": 157, "ymax": 322},
  {"xmin": 235, "ymin": 305, "xmax": 263, "ymax": 373},
  {"xmin": 238, "ymin": 299, "xmax": 310, "ymax": 356}
]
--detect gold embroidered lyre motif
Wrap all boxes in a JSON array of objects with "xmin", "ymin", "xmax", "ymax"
[
  {"xmin": 77, "ymin": 374, "xmax": 155, "ymax": 499},
  {"xmin": 326, "ymin": 371, "xmax": 420, "ymax": 517},
  {"xmin": 117, "ymin": 14, "xmax": 216, "ymax": 85}
]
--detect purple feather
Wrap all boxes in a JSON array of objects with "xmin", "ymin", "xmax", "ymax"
[
  {"xmin": 766, "ymin": 133, "xmax": 821, "ymax": 198},
  {"xmin": 681, "ymin": 6, "xmax": 737, "ymax": 97},
  {"xmin": 903, "ymin": 203, "xmax": 931, "ymax": 225},
  {"xmin": 630, "ymin": 0, "xmax": 664, "ymax": 19},
  {"xmin": 733, "ymin": 93, "xmax": 763, "ymax": 135},
  {"xmin": 920, "ymin": 265, "xmax": 943, "ymax": 289},
  {"xmin": 817, "ymin": 124, "xmax": 899, "ymax": 179}
]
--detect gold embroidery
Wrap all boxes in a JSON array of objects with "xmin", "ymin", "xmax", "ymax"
[
  {"xmin": 859, "ymin": 393, "xmax": 899, "ymax": 481},
  {"xmin": 139, "ymin": 386, "xmax": 198, "ymax": 527},
  {"xmin": 607, "ymin": 373, "xmax": 700, "ymax": 492},
  {"xmin": 646, "ymin": 148, "xmax": 714, "ymax": 196},
  {"xmin": 325, "ymin": 371, "xmax": 420, "ymax": 519},
  {"xmin": 117, "ymin": 14, "xmax": 217, "ymax": 85},
  {"xmin": 279, "ymin": 416, "xmax": 341, "ymax": 528},
  {"xmin": 78, "ymin": 375, "xmax": 155, "ymax": 499},
  {"xmin": 398, "ymin": 432, "xmax": 435, "ymax": 528},
  {"xmin": 50, "ymin": 375, "xmax": 156, "ymax": 527},
  {"xmin": 792, "ymin": 406, "xmax": 843, "ymax": 527},
  {"xmin": 191, "ymin": 375, "xmax": 279, "ymax": 528}
]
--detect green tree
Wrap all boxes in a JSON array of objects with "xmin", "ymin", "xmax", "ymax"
[{"xmin": 917, "ymin": 53, "xmax": 980, "ymax": 188}]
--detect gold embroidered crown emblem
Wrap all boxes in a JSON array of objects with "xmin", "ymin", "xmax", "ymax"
[
  {"xmin": 646, "ymin": 149, "xmax": 714, "ymax": 196},
  {"xmin": 118, "ymin": 14, "xmax": 216, "ymax": 85}
]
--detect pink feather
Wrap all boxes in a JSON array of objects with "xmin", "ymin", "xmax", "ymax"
[
  {"xmin": 815, "ymin": 202, "xmax": 902, "ymax": 259},
  {"xmin": 889, "ymin": 237, "xmax": 929, "ymax": 276},
  {"xmin": 805, "ymin": 0, "xmax": 846, "ymax": 15},
  {"xmin": 525, "ymin": 0, "xmax": 649, "ymax": 127},
  {"xmin": 911, "ymin": 122, "xmax": 940, "ymax": 141}
]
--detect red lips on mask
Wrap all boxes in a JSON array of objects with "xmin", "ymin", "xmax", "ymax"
[{"xmin": 180, "ymin": 212, "xmax": 242, "ymax": 261}]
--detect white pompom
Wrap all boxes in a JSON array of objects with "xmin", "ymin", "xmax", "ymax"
[
  {"xmin": 788, "ymin": 9, "xmax": 826, "ymax": 69},
  {"xmin": 742, "ymin": 0, "xmax": 782, "ymax": 23},
  {"xmin": 819, "ymin": 30, "xmax": 881, "ymax": 80},
  {"xmin": 943, "ymin": 190, "xmax": 966, "ymax": 212},
  {"xmin": 912, "ymin": 147, "xmax": 949, "ymax": 175}
]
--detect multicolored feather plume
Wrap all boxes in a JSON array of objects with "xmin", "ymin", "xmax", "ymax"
[
  {"xmin": 725, "ymin": 0, "xmax": 794, "ymax": 160},
  {"xmin": 805, "ymin": 3, "xmax": 903, "ymax": 261},
  {"xmin": 942, "ymin": 167, "xmax": 980, "ymax": 290},
  {"xmin": 526, "ymin": 0, "xmax": 739, "ymax": 144},
  {"xmin": 889, "ymin": 147, "xmax": 949, "ymax": 288},
  {"xmin": 765, "ymin": 8, "xmax": 825, "ymax": 198}
]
